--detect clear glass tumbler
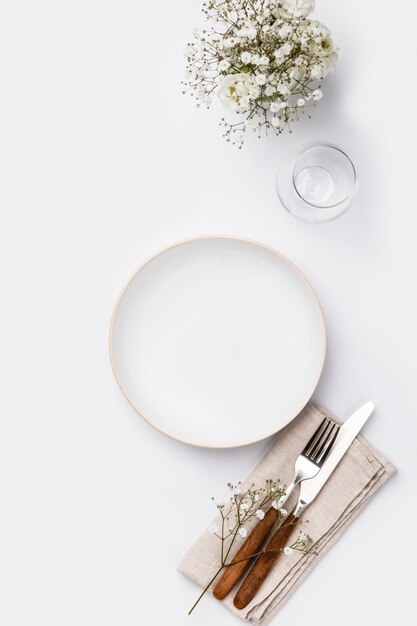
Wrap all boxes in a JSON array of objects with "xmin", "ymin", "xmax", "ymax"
[{"xmin": 276, "ymin": 144, "xmax": 357, "ymax": 223}]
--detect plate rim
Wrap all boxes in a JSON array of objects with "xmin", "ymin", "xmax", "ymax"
[{"xmin": 109, "ymin": 235, "xmax": 327, "ymax": 448}]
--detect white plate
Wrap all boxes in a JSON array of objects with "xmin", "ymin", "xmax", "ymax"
[{"xmin": 110, "ymin": 237, "xmax": 326, "ymax": 448}]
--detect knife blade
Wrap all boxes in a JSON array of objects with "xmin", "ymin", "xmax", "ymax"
[
  {"xmin": 233, "ymin": 401, "xmax": 374, "ymax": 610},
  {"xmin": 294, "ymin": 401, "xmax": 374, "ymax": 516}
]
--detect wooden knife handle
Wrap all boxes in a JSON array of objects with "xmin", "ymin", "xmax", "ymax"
[
  {"xmin": 233, "ymin": 512, "xmax": 297, "ymax": 610},
  {"xmin": 212, "ymin": 506, "xmax": 279, "ymax": 600}
]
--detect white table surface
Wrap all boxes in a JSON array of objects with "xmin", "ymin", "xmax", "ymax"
[{"xmin": 0, "ymin": 1, "xmax": 415, "ymax": 624}]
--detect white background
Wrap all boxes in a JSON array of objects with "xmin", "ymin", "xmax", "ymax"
[{"xmin": 0, "ymin": 1, "xmax": 415, "ymax": 624}]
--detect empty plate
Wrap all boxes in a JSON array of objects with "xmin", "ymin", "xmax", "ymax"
[{"xmin": 110, "ymin": 236, "xmax": 326, "ymax": 447}]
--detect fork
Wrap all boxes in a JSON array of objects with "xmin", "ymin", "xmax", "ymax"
[{"xmin": 213, "ymin": 417, "xmax": 339, "ymax": 600}]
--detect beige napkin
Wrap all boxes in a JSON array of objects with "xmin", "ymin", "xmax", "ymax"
[{"xmin": 177, "ymin": 404, "xmax": 396, "ymax": 623}]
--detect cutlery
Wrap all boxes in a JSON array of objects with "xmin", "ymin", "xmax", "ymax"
[
  {"xmin": 213, "ymin": 416, "xmax": 339, "ymax": 600},
  {"xmin": 233, "ymin": 402, "xmax": 374, "ymax": 610}
]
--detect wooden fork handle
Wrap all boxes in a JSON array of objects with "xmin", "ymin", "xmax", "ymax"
[
  {"xmin": 233, "ymin": 512, "xmax": 298, "ymax": 610},
  {"xmin": 212, "ymin": 506, "xmax": 279, "ymax": 600}
]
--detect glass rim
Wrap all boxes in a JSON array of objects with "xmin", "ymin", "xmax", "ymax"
[{"xmin": 291, "ymin": 144, "xmax": 357, "ymax": 210}]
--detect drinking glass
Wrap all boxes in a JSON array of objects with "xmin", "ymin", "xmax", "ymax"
[{"xmin": 276, "ymin": 144, "xmax": 357, "ymax": 223}]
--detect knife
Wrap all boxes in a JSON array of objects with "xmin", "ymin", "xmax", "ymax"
[{"xmin": 233, "ymin": 402, "xmax": 374, "ymax": 610}]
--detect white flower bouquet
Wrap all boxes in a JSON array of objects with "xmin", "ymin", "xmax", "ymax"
[{"xmin": 183, "ymin": 0, "xmax": 338, "ymax": 147}]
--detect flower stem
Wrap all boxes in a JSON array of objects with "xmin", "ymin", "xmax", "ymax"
[{"xmin": 187, "ymin": 567, "xmax": 223, "ymax": 616}]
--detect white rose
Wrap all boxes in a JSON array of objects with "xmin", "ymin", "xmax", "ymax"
[
  {"xmin": 302, "ymin": 21, "xmax": 337, "ymax": 57},
  {"xmin": 322, "ymin": 50, "xmax": 338, "ymax": 76},
  {"xmin": 239, "ymin": 96, "xmax": 250, "ymax": 110},
  {"xmin": 281, "ymin": 0, "xmax": 315, "ymax": 18},
  {"xmin": 217, "ymin": 73, "xmax": 251, "ymax": 111}
]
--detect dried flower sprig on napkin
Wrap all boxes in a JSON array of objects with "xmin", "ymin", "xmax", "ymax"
[
  {"xmin": 188, "ymin": 480, "xmax": 315, "ymax": 615},
  {"xmin": 179, "ymin": 405, "xmax": 396, "ymax": 624},
  {"xmin": 182, "ymin": 0, "xmax": 338, "ymax": 147}
]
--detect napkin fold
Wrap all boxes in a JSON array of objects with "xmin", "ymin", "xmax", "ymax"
[{"xmin": 177, "ymin": 404, "xmax": 396, "ymax": 623}]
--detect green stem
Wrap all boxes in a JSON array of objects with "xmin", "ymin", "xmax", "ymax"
[{"xmin": 187, "ymin": 567, "xmax": 223, "ymax": 616}]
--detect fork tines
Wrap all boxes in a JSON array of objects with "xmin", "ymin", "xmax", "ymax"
[{"xmin": 303, "ymin": 418, "xmax": 340, "ymax": 466}]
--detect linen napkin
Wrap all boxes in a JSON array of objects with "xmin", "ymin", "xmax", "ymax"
[{"xmin": 177, "ymin": 404, "xmax": 396, "ymax": 623}]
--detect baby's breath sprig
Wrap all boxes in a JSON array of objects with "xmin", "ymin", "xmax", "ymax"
[
  {"xmin": 188, "ymin": 478, "xmax": 316, "ymax": 615},
  {"xmin": 182, "ymin": 0, "xmax": 338, "ymax": 147}
]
